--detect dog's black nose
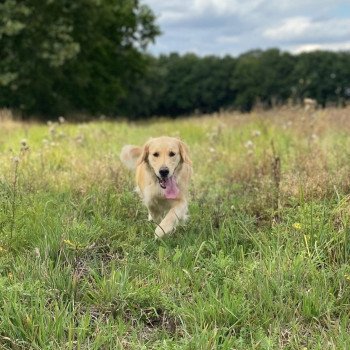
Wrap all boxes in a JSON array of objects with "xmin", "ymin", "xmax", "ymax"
[{"xmin": 159, "ymin": 167, "xmax": 169, "ymax": 178}]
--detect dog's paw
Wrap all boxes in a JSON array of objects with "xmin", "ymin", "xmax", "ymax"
[{"xmin": 155, "ymin": 226, "xmax": 165, "ymax": 239}]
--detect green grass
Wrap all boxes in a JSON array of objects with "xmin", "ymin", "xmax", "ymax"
[{"xmin": 1, "ymin": 108, "xmax": 350, "ymax": 349}]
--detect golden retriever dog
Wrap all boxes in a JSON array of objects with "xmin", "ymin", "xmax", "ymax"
[{"xmin": 120, "ymin": 136, "xmax": 192, "ymax": 238}]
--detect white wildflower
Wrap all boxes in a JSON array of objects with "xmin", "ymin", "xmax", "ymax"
[
  {"xmin": 244, "ymin": 140, "xmax": 254, "ymax": 149},
  {"xmin": 58, "ymin": 116, "xmax": 65, "ymax": 124}
]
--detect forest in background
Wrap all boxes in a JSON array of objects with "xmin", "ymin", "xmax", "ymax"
[{"xmin": 1, "ymin": 0, "xmax": 350, "ymax": 119}]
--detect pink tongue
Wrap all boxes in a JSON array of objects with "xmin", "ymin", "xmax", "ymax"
[{"xmin": 164, "ymin": 177, "xmax": 180, "ymax": 199}]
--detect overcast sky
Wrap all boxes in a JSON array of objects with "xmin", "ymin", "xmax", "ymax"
[{"xmin": 143, "ymin": 0, "xmax": 350, "ymax": 56}]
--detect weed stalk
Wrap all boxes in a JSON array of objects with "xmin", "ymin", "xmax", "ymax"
[
  {"xmin": 271, "ymin": 140, "xmax": 281, "ymax": 222},
  {"xmin": 10, "ymin": 157, "xmax": 19, "ymax": 241}
]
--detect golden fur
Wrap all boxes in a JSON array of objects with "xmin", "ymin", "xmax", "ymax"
[{"xmin": 120, "ymin": 136, "xmax": 192, "ymax": 238}]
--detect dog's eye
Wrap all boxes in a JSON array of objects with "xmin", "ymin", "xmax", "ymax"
[
  {"xmin": 153, "ymin": 152, "xmax": 159, "ymax": 157},
  {"xmin": 169, "ymin": 152, "xmax": 176, "ymax": 157}
]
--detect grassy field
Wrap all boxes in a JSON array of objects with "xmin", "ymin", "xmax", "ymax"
[{"xmin": 1, "ymin": 107, "xmax": 350, "ymax": 349}]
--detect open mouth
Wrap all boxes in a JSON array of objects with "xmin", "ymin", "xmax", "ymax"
[
  {"xmin": 157, "ymin": 175, "xmax": 180, "ymax": 199},
  {"xmin": 158, "ymin": 177, "xmax": 167, "ymax": 189}
]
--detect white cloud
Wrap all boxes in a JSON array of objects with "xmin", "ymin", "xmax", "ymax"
[
  {"xmin": 160, "ymin": 10, "xmax": 191, "ymax": 23},
  {"xmin": 192, "ymin": 0, "xmax": 264, "ymax": 15},
  {"xmin": 263, "ymin": 17, "xmax": 312, "ymax": 40},
  {"xmin": 264, "ymin": 17, "xmax": 350, "ymax": 42},
  {"xmin": 292, "ymin": 41, "xmax": 350, "ymax": 53},
  {"xmin": 142, "ymin": 0, "xmax": 350, "ymax": 55},
  {"xmin": 217, "ymin": 35, "xmax": 240, "ymax": 44}
]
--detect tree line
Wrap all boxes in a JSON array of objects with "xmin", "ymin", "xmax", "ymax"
[
  {"xmin": 1, "ymin": 1, "xmax": 350, "ymax": 119},
  {"xmin": 131, "ymin": 50, "xmax": 350, "ymax": 117}
]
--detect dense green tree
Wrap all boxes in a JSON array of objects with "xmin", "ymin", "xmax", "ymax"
[
  {"xmin": 118, "ymin": 54, "xmax": 167, "ymax": 117},
  {"xmin": 292, "ymin": 51, "xmax": 350, "ymax": 107},
  {"xmin": 258, "ymin": 49, "xmax": 296, "ymax": 107},
  {"xmin": 0, "ymin": 0, "xmax": 160, "ymax": 116},
  {"xmin": 231, "ymin": 49, "xmax": 296, "ymax": 111},
  {"xmin": 64, "ymin": 47, "xmax": 349, "ymax": 117},
  {"xmin": 132, "ymin": 53, "xmax": 236, "ymax": 117},
  {"xmin": 231, "ymin": 50, "xmax": 264, "ymax": 111}
]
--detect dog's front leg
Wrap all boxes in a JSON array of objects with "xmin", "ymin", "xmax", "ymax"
[
  {"xmin": 155, "ymin": 200, "xmax": 187, "ymax": 238},
  {"xmin": 148, "ymin": 210, "xmax": 163, "ymax": 224}
]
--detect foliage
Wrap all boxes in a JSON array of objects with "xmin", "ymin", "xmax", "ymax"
[
  {"xmin": 292, "ymin": 51, "xmax": 350, "ymax": 107},
  {"xmin": 0, "ymin": 0, "xmax": 160, "ymax": 116},
  {"xmin": 130, "ymin": 49, "xmax": 350, "ymax": 117}
]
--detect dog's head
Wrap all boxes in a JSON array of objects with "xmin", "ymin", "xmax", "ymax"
[{"xmin": 138, "ymin": 136, "xmax": 192, "ymax": 189}]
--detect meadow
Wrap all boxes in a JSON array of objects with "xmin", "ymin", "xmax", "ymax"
[{"xmin": 1, "ymin": 107, "xmax": 350, "ymax": 349}]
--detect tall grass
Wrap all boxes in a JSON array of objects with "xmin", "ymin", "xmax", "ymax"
[{"xmin": 1, "ymin": 107, "xmax": 350, "ymax": 349}]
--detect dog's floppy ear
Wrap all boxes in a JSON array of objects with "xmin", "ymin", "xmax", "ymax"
[
  {"xmin": 179, "ymin": 140, "xmax": 192, "ymax": 166},
  {"xmin": 137, "ymin": 140, "xmax": 151, "ymax": 166}
]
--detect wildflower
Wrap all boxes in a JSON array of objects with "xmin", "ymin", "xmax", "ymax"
[
  {"xmin": 75, "ymin": 135, "xmax": 84, "ymax": 144},
  {"xmin": 252, "ymin": 130, "xmax": 261, "ymax": 137},
  {"xmin": 344, "ymin": 274, "xmax": 350, "ymax": 282},
  {"xmin": 63, "ymin": 239, "xmax": 83, "ymax": 250},
  {"xmin": 58, "ymin": 116, "xmax": 65, "ymax": 124},
  {"xmin": 283, "ymin": 121, "xmax": 293, "ymax": 129},
  {"xmin": 209, "ymin": 147, "xmax": 215, "ymax": 153},
  {"xmin": 25, "ymin": 315, "xmax": 32, "ymax": 325},
  {"xmin": 293, "ymin": 222, "xmax": 302, "ymax": 230},
  {"xmin": 34, "ymin": 247, "xmax": 40, "ymax": 258},
  {"xmin": 12, "ymin": 156, "xmax": 20, "ymax": 164},
  {"xmin": 0, "ymin": 246, "xmax": 7, "ymax": 253},
  {"xmin": 63, "ymin": 239, "xmax": 75, "ymax": 247},
  {"xmin": 20, "ymin": 139, "xmax": 29, "ymax": 151},
  {"xmin": 244, "ymin": 140, "xmax": 254, "ymax": 149}
]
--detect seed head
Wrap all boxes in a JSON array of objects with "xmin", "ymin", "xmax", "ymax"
[{"xmin": 244, "ymin": 140, "xmax": 254, "ymax": 149}]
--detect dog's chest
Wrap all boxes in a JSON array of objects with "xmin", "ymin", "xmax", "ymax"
[{"xmin": 137, "ymin": 184, "xmax": 175, "ymax": 207}]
